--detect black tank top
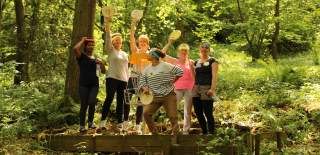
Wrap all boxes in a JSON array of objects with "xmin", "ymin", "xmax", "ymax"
[
  {"xmin": 77, "ymin": 53, "xmax": 99, "ymax": 86},
  {"xmin": 194, "ymin": 58, "xmax": 217, "ymax": 85}
]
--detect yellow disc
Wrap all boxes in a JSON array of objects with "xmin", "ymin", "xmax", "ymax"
[
  {"xmin": 169, "ymin": 30, "xmax": 181, "ymax": 41},
  {"xmin": 140, "ymin": 91, "xmax": 153, "ymax": 105},
  {"xmin": 131, "ymin": 10, "xmax": 144, "ymax": 21},
  {"xmin": 102, "ymin": 6, "xmax": 115, "ymax": 17}
]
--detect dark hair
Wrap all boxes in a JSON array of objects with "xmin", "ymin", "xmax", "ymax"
[
  {"xmin": 84, "ymin": 40, "xmax": 94, "ymax": 47},
  {"xmin": 149, "ymin": 48, "xmax": 165, "ymax": 60},
  {"xmin": 83, "ymin": 38, "xmax": 95, "ymax": 53}
]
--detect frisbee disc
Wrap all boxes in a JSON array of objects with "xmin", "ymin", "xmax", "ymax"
[
  {"xmin": 169, "ymin": 30, "xmax": 181, "ymax": 41},
  {"xmin": 131, "ymin": 10, "xmax": 144, "ymax": 21}
]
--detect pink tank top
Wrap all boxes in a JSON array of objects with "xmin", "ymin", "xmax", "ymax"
[{"xmin": 174, "ymin": 60, "xmax": 195, "ymax": 90}]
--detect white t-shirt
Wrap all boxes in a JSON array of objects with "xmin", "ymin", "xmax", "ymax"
[{"xmin": 106, "ymin": 50, "xmax": 129, "ymax": 82}]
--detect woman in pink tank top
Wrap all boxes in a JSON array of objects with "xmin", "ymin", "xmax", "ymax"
[{"xmin": 162, "ymin": 43, "xmax": 195, "ymax": 134}]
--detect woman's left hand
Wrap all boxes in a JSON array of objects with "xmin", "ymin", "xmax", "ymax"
[
  {"xmin": 96, "ymin": 58, "xmax": 103, "ymax": 65},
  {"xmin": 206, "ymin": 89, "xmax": 215, "ymax": 97}
]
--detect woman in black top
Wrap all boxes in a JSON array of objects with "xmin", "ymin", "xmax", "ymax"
[
  {"xmin": 73, "ymin": 37, "xmax": 106, "ymax": 132},
  {"xmin": 192, "ymin": 42, "xmax": 219, "ymax": 134}
]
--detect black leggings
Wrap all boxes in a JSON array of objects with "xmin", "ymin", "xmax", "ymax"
[
  {"xmin": 193, "ymin": 97, "xmax": 215, "ymax": 134},
  {"xmin": 124, "ymin": 77, "xmax": 143, "ymax": 124},
  {"xmin": 101, "ymin": 78, "xmax": 127, "ymax": 123},
  {"xmin": 79, "ymin": 85, "xmax": 98, "ymax": 127}
]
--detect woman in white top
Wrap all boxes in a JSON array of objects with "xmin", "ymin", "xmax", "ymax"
[{"xmin": 98, "ymin": 16, "xmax": 129, "ymax": 131}]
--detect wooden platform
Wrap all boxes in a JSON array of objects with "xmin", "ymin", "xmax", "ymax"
[
  {"xmin": 46, "ymin": 134, "xmax": 238, "ymax": 155},
  {"xmin": 45, "ymin": 132, "xmax": 286, "ymax": 155}
]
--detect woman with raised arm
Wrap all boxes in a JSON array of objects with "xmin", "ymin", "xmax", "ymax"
[
  {"xmin": 192, "ymin": 42, "xmax": 219, "ymax": 135},
  {"xmin": 97, "ymin": 15, "xmax": 129, "ymax": 132},
  {"xmin": 139, "ymin": 48, "xmax": 183, "ymax": 135},
  {"xmin": 122, "ymin": 12, "xmax": 153, "ymax": 134},
  {"xmin": 73, "ymin": 37, "xmax": 106, "ymax": 133},
  {"xmin": 162, "ymin": 42, "xmax": 195, "ymax": 135}
]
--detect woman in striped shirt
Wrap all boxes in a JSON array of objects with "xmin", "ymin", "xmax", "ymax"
[{"xmin": 139, "ymin": 48, "xmax": 183, "ymax": 135}]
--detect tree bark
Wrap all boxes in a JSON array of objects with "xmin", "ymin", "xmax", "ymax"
[
  {"xmin": 63, "ymin": 0, "xmax": 96, "ymax": 108},
  {"xmin": 28, "ymin": 0, "xmax": 40, "ymax": 58},
  {"xmin": 271, "ymin": 0, "xmax": 280, "ymax": 60},
  {"xmin": 14, "ymin": 0, "xmax": 29, "ymax": 84}
]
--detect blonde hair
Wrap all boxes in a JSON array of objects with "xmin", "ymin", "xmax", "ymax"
[
  {"xmin": 138, "ymin": 34, "xmax": 150, "ymax": 44},
  {"xmin": 178, "ymin": 43, "xmax": 190, "ymax": 52}
]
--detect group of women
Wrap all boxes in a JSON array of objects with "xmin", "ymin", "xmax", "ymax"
[{"xmin": 74, "ymin": 12, "xmax": 219, "ymax": 135}]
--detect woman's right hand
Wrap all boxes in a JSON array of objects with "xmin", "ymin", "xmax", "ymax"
[
  {"xmin": 81, "ymin": 37, "xmax": 87, "ymax": 42},
  {"xmin": 142, "ymin": 86, "xmax": 150, "ymax": 95},
  {"xmin": 104, "ymin": 16, "xmax": 112, "ymax": 22}
]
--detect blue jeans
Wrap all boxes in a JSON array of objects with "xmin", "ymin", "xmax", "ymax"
[{"xmin": 79, "ymin": 85, "xmax": 98, "ymax": 127}]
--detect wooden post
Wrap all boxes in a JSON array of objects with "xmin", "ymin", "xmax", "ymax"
[
  {"xmin": 276, "ymin": 132, "xmax": 283, "ymax": 151},
  {"xmin": 254, "ymin": 134, "xmax": 260, "ymax": 155}
]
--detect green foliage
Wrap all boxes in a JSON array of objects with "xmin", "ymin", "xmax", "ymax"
[{"xmin": 0, "ymin": 63, "xmax": 76, "ymax": 145}]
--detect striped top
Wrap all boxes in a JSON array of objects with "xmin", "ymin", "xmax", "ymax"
[{"xmin": 139, "ymin": 62, "xmax": 183, "ymax": 97}]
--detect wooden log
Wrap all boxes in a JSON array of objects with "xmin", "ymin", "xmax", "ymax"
[
  {"xmin": 276, "ymin": 132, "xmax": 283, "ymax": 151},
  {"xmin": 254, "ymin": 134, "xmax": 260, "ymax": 155}
]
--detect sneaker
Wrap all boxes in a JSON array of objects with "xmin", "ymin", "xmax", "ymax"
[
  {"xmin": 79, "ymin": 126, "xmax": 87, "ymax": 133},
  {"xmin": 116, "ymin": 123, "xmax": 123, "ymax": 130},
  {"xmin": 135, "ymin": 124, "xmax": 142, "ymax": 135},
  {"xmin": 88, "ymin": 122, "xmax": 96, "ymax": 129},
  {"xmin": 122, "ymin": 121, "xmax": 129, "ymax": 131},
  {"xmin": 99, "ymin": 120, "xmax": 106, "ymax": 128},
  {"xmin": 96, "ymin": 120, "xmax": 107, "ymax": 133}
]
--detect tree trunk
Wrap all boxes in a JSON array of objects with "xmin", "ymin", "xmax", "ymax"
[
  {"xmin": 62, "ymin": 0, "xmax": 96, "ymax": 109},
  {"xmin": 271, "ymin": 0, "xmax": 280, "ymax": 60},
  {"xmin": 14, "ymin": 0, "xmax": 29, "ymax": 84},
  {"xmin": 28, "ymin": 0, "xmax": 40, "ymax": 61},
  {"xmin": 0, "ymin": 0, "xmax": 8, "ymax": 30}
]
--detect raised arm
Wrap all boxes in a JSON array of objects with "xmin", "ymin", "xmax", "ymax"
[
  {"xmin": 161, "ymin": 38, "xmax": 174, "ymax": 54},
  {"xmin": 73, "ymin": 37, "xmax": 86, "ymax": 58},
  {"xmin": 104, "ymin": 16, "xmax": 113, "ymax": 54},
  {"xmin": 162, "ymin": 38, "xmax": 177, "ymax": 64},
  {"xmin": 130, "ymin": 18, "xmax": 139, "ymax": 54}
]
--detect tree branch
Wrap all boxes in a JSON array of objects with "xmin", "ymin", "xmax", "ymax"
[{"xmin": 62, "ymin": 0, "xmax": 75, "ymax": 11}]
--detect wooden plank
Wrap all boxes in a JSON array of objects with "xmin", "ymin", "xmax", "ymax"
[
  {"xmin": 171, "ymin": 145, "xmax": 236, "ymax": 155},
  {"xmin": 95, "ymin": 135, "xmax": 172, "ymax": 153},
  {"xmin": 95, "ymin": 135, "xmax": 125, "ymax": 152},
  {"xmin": 46, "ymin": 135, "xmax": 94, "ymax": 152},
  {"xmin": 176, "ymin": 135, "xmax": 212, "ymax": 146}
]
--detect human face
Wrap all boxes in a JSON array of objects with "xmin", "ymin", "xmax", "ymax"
[
  {"xmin": 138, "ymin": 38, "xmax": 149, "ymax": 52},
  {"xmin": 85, "ymin": 42, "xmax": 95, "ymax": 55},
  {"xmin": 178, "ymin": 49, "xmax": 188, "ymax": 60},
  {"xmin": 200, "ymin": 47, "xmax": 209, "ymax": 58},
  {"xmin": 112, "ymin": 36, "xmax": 122, "ymax": 50}
]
